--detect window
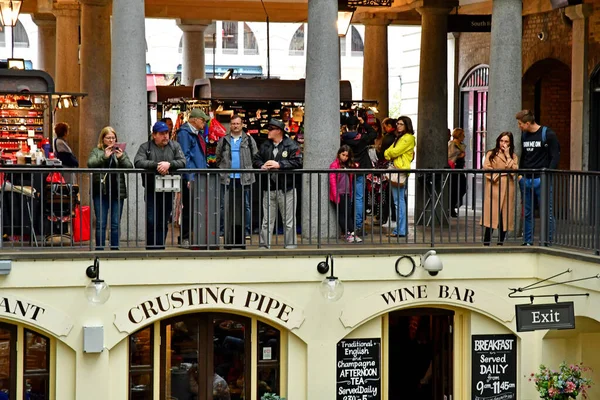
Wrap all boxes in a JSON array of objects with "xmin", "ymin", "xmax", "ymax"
[
  {"xmin": 129, "ymin": 326, "xmax": 153, "ymax": 400},
  {"xmin": 340, "ymin": 36, "xmax": 346, "ymax": 57},
  {"xmin": 222, "ymin": 21, "xmax": 238, "ymax": 54},
  {"xmin": 289, "ymin": 25, "xmax": 305, "ymax": 56},
  {"xmin": 0, "ymin": 28, "xmax": 5, "ymax": 47},
  {"xmin": 244, "ymin": 23, "xmax": 259, "ymax": 55},
  {"xmin": 0, "ymin": 324, "xmax": 16, "ymax": 399},
  {"xmin": 351, "ymin": 26, "xmax": 363, "ymax": 57},
  {"xmin": 205, "ymin": 22, "xmax": 217, "ymax": 51},
  {"xmin": 23, "ymin": 329, "xmax": 50, "ymax": 399},
  {"xmin": 13, "ymin": 21, "xmax": 29, "ymax": 48},
  {"xmin": 257, "ymin": 321, "xmax": 281, "ymax": 399}
]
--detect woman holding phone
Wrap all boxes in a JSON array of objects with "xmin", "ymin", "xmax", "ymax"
[{"xmin": 87, "ymin": 126, "xmax": 133, "ymax": 250}]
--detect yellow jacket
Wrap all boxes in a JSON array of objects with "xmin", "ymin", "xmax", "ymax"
[{"xmin": 384, "ymin": 133, "xmax": 415, "ymax": 170}]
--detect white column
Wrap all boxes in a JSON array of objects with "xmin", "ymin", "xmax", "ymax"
[
  {"xmin": 565, "ymin": 4, "xmax": 593, "ymax": 171},
  {"xmin": 177, "ymin": 19, "xmax": 211, "ymax": 86},
  {"xmin": 487, "ymin": 0, "xmax": 522, "ymax": 152},
  {"xmin": 303, "ymin": 0, "xmax": 340, "ymax": 239}
]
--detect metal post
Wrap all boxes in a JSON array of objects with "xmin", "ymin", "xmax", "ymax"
[{"xmin": 540, "ymin": 171, "xmax": 548, "ymax": 246}]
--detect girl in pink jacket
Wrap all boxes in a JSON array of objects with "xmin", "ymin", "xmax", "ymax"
[{"xmin": 329, "ymin": 145, "xmax": 362, "ymax": 243}]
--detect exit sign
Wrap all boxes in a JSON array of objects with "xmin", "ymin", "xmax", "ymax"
[{"xmin": 515, "ymin": 302, "xmax": 575, "ymax": 332}]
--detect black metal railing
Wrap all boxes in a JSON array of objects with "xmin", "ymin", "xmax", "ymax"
[{"xmin": 0, "ymin": 167, "xmax": 598, "ymax": 255}]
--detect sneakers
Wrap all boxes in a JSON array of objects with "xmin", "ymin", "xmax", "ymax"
[
  {"xmin": 386, "ymin": 221, "xmax": 397, "ymax": 229},
  {"xmin": 346, "ymin": 232, "xmax": 363, "ymax": 243}
]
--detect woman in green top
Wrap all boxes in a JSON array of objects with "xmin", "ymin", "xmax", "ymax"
[{"xmin": 87, "ymin": 126, "xmax": 133, "ymax": 250}]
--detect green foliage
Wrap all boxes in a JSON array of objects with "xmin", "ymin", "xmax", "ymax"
[
  {"xmin": 261, "ymin": 393, "xmax": 285, "ymax": 400},
  {"xmin": 529, "ymin": 362, "xmax": 593, "ymax": 399}
]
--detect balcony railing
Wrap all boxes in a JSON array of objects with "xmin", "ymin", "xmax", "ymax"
[{"xmin": 0, "ymin": 167, "xmax": 598, "ymax": 255}]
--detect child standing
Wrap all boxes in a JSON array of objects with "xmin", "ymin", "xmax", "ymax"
[{"xmin": 329, "ymin": 145, "xmax": 362, "ymax": 243}]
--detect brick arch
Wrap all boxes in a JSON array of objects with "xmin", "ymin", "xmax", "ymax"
[
  {"xmin": 522, "ymin": 58, "xmax": 571, "ymax": 170},
  {"xmin": 522, "ymin": 10, "xmax": 572, "ymax": 74}
]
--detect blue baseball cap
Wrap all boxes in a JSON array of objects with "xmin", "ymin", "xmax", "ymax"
[{"xmin": 152, "ymin": 121, "xmax": 170, "ymax": 133}]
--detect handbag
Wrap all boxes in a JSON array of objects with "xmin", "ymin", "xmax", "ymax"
[{"xmin": 387, "ymin": 163, "xmax": 408, "ymax": 187}]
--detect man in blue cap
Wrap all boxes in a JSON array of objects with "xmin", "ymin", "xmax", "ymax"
[{"xmin": 135, "ymin": 121, "xmax": 186, "ymax": 249}]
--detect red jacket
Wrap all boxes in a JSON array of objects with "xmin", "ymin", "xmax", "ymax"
[{"xmin": 329, "ymin": 159, "xmax": 353, "ymax": 204}]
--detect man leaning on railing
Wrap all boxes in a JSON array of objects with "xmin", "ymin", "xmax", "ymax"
[{"xmin": 134, "ymin": 121, "xmax": 186, "ymax": 250}]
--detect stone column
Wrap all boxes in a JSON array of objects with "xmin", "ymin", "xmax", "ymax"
[
  {"xmin": 303, "ymin": 0, "xmax": 340, "ymax": 239},
  {"xmin": 487, "ymin": 0, "xmax": 522, "ymax": 152},
  {"xmin": 54, "ymin": 4, "xmax": 81, "ymax": 155},
  {"xmin": 110, "ymin": 0, "xmax": 148, "ymax": 243},
  {"xmin": 362, "ymin": 21, "xmax": 389, "ymax": 118},
  {"xmin": 32, "ymin": 13, "xmax": 56, "ymax": 80},
  {"xmin": 415, "ymin": 0, "xmax": 457, "ymax": 169},
  {"xmin": 177, "ymin": 20, "xmax": 210, "ymax": 86},
  {"xmin": 566, "ymin": 4, "xmax": 593, "ymax": 171},
  {"xmin": 79, "ymin": 0, "xmax": 111, "ymax": 165}
]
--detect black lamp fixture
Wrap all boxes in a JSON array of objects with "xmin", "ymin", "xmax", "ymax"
[
  {"xmin": 317, "ymin": 254, "xmax": 344, "ymax": 302},
  {"xmin": 0, "ymin": 0, "xmax": 24, "ymax": 59},
  {"xmin": 85, "ymin": 256, "xmax": 111, "ymax": 305}
]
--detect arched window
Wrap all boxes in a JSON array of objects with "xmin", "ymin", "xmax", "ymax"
[
  {"xmin": 222, "ymin": 21, "xmax": 238, "ymax": 54},
  {"xmin": 244, "ymin": 23, "xmax": 259, "ymax": 55},
  {"xmin": 289, "ymin": 25, "xmax": 304, "ymax": 56},
  {"xmin": 13, "ymin": 20, "xmax": 29, "ymax": 48},
  {"xmin": 350, "ymin": 26, "xmax": 363, "ymax": 56},
  {"xmin": 459, "ymin": 65, "xmax": 489, "ymax": 169}
]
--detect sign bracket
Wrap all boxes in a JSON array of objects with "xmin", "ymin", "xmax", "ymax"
[{"xmin": 508, "ymin": 269, "xmax": 600, "ymax": 303}]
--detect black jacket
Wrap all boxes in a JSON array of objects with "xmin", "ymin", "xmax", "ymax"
[
  {"xmin": 253, "ymin": 136, "xmax": 303, "ymax": 191},
  {"xmin": 341, "ymin": 123, "xmax": 378, "ymax": 169}
]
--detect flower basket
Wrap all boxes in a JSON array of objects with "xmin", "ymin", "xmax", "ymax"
[{"xmin": 530, "ymin": 362, "xmax": 593, "ymax": 399}]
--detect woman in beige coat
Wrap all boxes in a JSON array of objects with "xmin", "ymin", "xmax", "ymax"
[{"xmin": 481, "ymin": 132, "xmax": 519, "ymax": 245}]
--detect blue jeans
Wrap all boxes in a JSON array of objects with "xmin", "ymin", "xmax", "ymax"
[
  {"xmin": 220, "ymin": 182, "xmax": 251, "ymax": 235},
  {"xmin": 146, "ymin": 191, "xmax": 173, "ymax": 249},
  {"xmin": 92, "ymin": 194, "xmax": 124, "ymax": 249},
  {"xmin": 520, "ymin": 177, "xmax": 554, "ymax": 244},
  {"xmin": 354, "ymin": 175, "xmax": 365, "ymax": 229},
  {"xmin": 391, "ymin": 185, "xmax": 406, "ymax": 236}
]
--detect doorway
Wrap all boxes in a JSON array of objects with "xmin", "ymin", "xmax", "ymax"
[
  {"xmin": 160, "ymin": 313, "xmax": 250, "ymax": 400},
  {"xmin": 388, "ymin": 308, "xmax": 453, "ymax": 400},
  {"xmin": 590, "ymin": 65, "xmax": 600, "ymax": 171}
]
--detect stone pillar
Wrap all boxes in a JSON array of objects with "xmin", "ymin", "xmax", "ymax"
[
  {"xmin": 177, "ymin": 20, "xmax": 210, "ymax": 86},
  {"xmin": 415, "ymin": 0, "xmax": 457, "ymax": 169},
  {"xmin": 80, "ymin": 0, "xmax": 111, "ymax": 165},
  {"xmin": 110, "ymin": 0, "xmax": 148, "ymax": 243},
  {"xmin": 54, "ymin": 4, "xmax": 81, "ymax": 155},
  {"xmin": 362, "ymin": 21, "xmax": 389, "ymax": 118},
  {"xmin": 32, "ymin": 14, "xmax": 56, "ymax": 80},
  {"xmin": 487, "ymin": 0, "xmax": 522, "ymax": 152},
  {"xmin": 566, "ymin": 4, "xmax": 593, "ymax": 171},
  {"xmin": 303, "ymin": 0, "xmax": 340, "ymax": 239}
]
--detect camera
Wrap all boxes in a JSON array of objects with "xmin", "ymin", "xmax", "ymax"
[{"xmin": 420, "ymin": 250, "xmax": 443, "ymax": 276}]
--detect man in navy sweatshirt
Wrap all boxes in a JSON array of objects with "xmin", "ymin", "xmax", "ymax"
[{"xmin": 516, "ymin": 109, "xmax": 560, "ymax": 246}]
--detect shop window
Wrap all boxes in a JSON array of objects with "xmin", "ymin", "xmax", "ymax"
[
  {"xmin": 222, "ymin": 21, "xmax": 238, "ymax": 55},
  {"xmin": 244, "ymin": 23, "xmax": 259, "ymax": 55},
  {"xmin": 13, "ymin": 21, "xmax": 29, "ymax": 48},
  {"xmin": 129, "ymin": 326, "xmax": 153, "ymax": 400},
  {"xmin": 0, "ymin": 323, "xmax": 16, "ymax": 399},
  {"xmin": 289, "ymin": 25, "xmax": 304, "ymax": 56},
  {"xmin": 23, "ymin": 329, "xmax": 50, "ymax": 399},
  {"xmin": 350, "ymin": 26, "xmax": 363, "ymax": 57},
  {"xmin": 257, "ymin": 321, "xmax": 281, "ymax": 399}
]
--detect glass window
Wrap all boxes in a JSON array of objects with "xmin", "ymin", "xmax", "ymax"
[
  {"xmin": 13, "ymin": 21, "xmax": 29, "ymax": 48},
  {"xmin": 243, "ymin": 23, "xmax": 258, "ymax": 55},
  {"xmin": 23, "ymin": 329, "xmax": 49, "ymax": 400},
  {"xmin": 257, "ymin": 321, "xmax": 280, "ymax": 399},
  {"xmin": 0, "ymin": 324, "xmax": 16, "ymax": 399},
  {"xmin": 129, "ymin": 326, "xmax": 153, "ymax": 400},
  {"xmin": 351, "ymin": 26, "xmax": 364, "ymax": 57},
  {"xmin": 289, "ymin": 25, "xmax": 305, "ymax": 56},
  {"xmin": 222, "ymin": 22, "xmax": 238, "ymax": 54}
]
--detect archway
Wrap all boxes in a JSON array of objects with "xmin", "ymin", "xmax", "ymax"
[
  {"xmin": 522, "ymin": 58, "xmax": 571, "ymax": 170},
  {"xmin": 459, "ymin": 64, "xmax": 489, "ymax": 170}
]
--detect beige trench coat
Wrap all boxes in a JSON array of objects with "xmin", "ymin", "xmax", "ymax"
[{"xmin": 481, "ymin": 151, "xmax": 519, "ymax": 230}]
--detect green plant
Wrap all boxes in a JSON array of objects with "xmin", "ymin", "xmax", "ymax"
[
  {"xmin": 529, "ymin": 362, "xmax": 593, "ymax": 399},
  {"xmin": 261, "ymin": 393, "xmax": 285, "ymax": 400}
]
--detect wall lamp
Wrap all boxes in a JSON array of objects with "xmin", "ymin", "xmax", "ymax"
[
  {"xmin": 85, "ymin": 257, "xmax": 111, "ymax": 305},
  {"xmin": 394, "ymin": 250, "xmax": 443, "ymax": 278},
  {"xmin": 317, "ymin": 254, "xmax": 344, "ymax": 302}
]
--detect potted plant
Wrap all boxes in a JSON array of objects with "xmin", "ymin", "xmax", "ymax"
[
  {"xmin": 261, "ymin": 393, "xmax": 285, "ymax": 400},
  {"xmin": 529, "ymin": 362, "xmax": 593, "ymax": 399}
]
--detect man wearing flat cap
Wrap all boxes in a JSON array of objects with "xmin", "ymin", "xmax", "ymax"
[
  {"xmin": 176, "ymin": 108, "xmax": 210, "ymax": 247},
  {"xmin": 135, "ymin": 121, "xmax": 186, "ymax": 249},
  {"xmin": 253, "ymin": 118, "xmax": 303, "ymax": 249}
]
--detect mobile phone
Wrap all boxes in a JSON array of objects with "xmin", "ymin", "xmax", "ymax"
[{"xmin": 113, "ymin": 142, "xmax": 127, "ymax": 151}]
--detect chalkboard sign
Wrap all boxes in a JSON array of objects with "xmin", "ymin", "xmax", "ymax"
[
  {"xmin": 472, "ymin": 334, "xmax": 517, "ymax": 400},
  {"xmin": 337, "ymin": 338, "xmax": 381, "ymax": 400}
]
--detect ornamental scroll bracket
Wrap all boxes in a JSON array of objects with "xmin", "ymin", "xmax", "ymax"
[{"xmin": 508, "ymin": 269, "xmax": 600, "ymax": 304}]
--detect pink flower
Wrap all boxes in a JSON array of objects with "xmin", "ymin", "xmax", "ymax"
[{"xmin": 565, "ymin": 381, "xmax": 576, "ymax": 393}]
